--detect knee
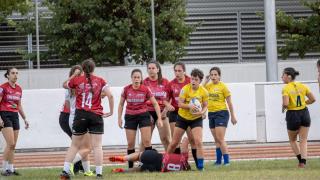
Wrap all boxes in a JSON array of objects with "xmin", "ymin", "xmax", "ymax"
[
  {"xmin": 188, "ymin": 137, "xmax": 195, "ymax": 146},
  {"xmin": 169, "ymin": 140, "xmax": 179, "ymax": 148},
  {"xmin": 215, "ymin": 137, "xmax": 224, "ymax": 145},
  {"xmin": 160, "ymin": 136, "xmax": 170, "ymax": 145},
  {"xmin": 289, "ymin": 137, "xmax": 297, "ymax": 143},
  {"xmin": 7, "ymin": 142, "xmax": 16, "ymax": 151},
  {"xmin": 81, "ymin": 148, "xmax": 91, "ymax": 156},
  {"xmin": 194, "ymin": 139, "xmax": 203, "ymax": 148}
]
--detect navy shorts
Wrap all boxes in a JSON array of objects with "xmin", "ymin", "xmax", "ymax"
[
  {"xmin": 208, "ymin": 110, "xmax": 229, "ymax": 129},
  {"xmin": 168, "ymin": 111, "xmax": 178, "ymax": 123},
  {"xmin": 124, "ymin": 112, "xmax": 151, "ymax": 130},
  {"xmin": 149, "ymin": 111, "xmax": 158, "ymax": 125},
  {"xmin": 0, "ymin": 111, "xmax": 19, "ymax": 130},
  {"xmin": 175, "ymin": 115, "xmax": 203, "ymax": 130},
  {"xmin": 286, "ymin": 108, "xmax": 311, "ymax": 131}
]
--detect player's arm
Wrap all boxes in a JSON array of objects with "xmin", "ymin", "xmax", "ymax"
[
  {"xmin": 117, "ymin": 97, "xmax": 125, "ymax": 129},
  {"xmin": 226, "ymin": 96, "xmax": 237, "ymax": 125},
  {"xmin": 150, "ymin": 96, "xmax": 163, "ymax": 127},
  {"xmin": 163, "ymin": 99, "xmax": 174, "ymax": 112},
  {"xmin": 62, "ymin": 69, "xmax": 81, "ymax": 89},
  {"xmin": 18, "ymin": 100, "xmax": 29, "ymax": 129},
  {"xmin": 102, "ymin": 85, "xmax": 114, "ymax": 117},
  {"xmin": 163, "ymin": 86, "xmax": 175, "ymax": 111},
  {"xmin": 282, "ymin": 95, "xmax": 289, "ymax": 113},
  {"xmin": 0, "ymin": 95, "xmax": 3, "ymax": 127},
  {"xmin": 306, "ymin": 92, "xmax": 315, "ymax": 105}
]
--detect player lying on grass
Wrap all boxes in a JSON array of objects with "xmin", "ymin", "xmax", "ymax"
[{"xmin": 109, "ymin": 137, "xmax": 191, "ymax": 172}]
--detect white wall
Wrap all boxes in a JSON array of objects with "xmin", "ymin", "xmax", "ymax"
[
  {"xmin": 1, "ymin": 81, "xmax": 319, "ymax": 150},
  {"xmin": 264, "ymin": 82, "xmax": 320, "ymax": 142},
  {"xmin": 0, "ymin": 59, "xmax": 318, "ymax": 89},
  {"xmin": 1, "ymin": 83, "xmax": 256, "ymax": 149}
]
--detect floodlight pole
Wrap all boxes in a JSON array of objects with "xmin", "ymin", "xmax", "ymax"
[
  {"xmin": 151, "ymin": 0, "xmax": 156, "ymax": 61},
  {"xmin": 35, "ymin": 0, "xmax": 40, "ymax": 69},
  {"xmin": 264, "ymin": 0, "xmax": 278, "ymax": 81}
]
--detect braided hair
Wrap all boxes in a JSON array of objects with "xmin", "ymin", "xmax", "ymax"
[{"xmin": 81, "ymin": 58, "xmax": 95, "ymax": 93}]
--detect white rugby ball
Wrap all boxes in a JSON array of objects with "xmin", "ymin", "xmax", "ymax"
[{"xmin": 189, "ymin": 98, "xmax": 202, "ymax": 113}]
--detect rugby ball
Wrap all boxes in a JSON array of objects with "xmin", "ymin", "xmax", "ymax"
[{"xmin": 189, "ymin": 98, "xmax": 202, "ymax": 113}]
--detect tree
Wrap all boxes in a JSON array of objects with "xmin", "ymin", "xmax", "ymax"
[
  {"xmin": 0, "ymin": 0, "xmax": 31, "ymax": 22},
  {"xmin": 276, "ymin": 0, "xmax": 320, "ymax": 59},
  {"xmin": 42, "ymin": 0, "xmax": 194, "ymax": 65}
]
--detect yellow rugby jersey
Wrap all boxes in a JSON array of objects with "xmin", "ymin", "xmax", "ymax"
[
  {"xmin": 282, "ymin": 82, "xmax": 311, "ymax": 110},
  {"xmin": 205, "ymin": 81, "xmax": 230, "ymax": 112},
  {"xmin": 178, "ymin": 84, "xmax": 209, "ymax": 120}
]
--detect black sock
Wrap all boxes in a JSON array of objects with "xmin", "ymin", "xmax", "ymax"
[
  {"xmin": 192, "ymin": 149, "xmax": 198, "ymax": 168},
  {"xmin": 301, "ymin": 159, "xmax": 306, "ymax": 165},
  {"xmin": 145, "ymin": 146, "xmax": 152, "ymax": 151},
  {"xmin": 296, "ymin": 154, "xmax": 302, "ymax": 163},
  {"xmin": 127, "ymin": 149, "xmax": 135, "ymax": 168},
  {"xmin": 174, "ymin": 147, "xmax": 181, "ymax": 154}
]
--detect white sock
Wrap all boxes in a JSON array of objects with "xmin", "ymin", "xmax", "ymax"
[
  {"xmin": 96, "ymin": 166, "xmax": 102, "ymax": 175},
  {"xmin": 7, "ymin": 164, "xmax": 13, "ymax": 172},
  {"xmin": 72, "ymin": 153, "xmax": 82, "ymax": 163},
  {"xmin": 2, "ymin": 161, "xmax": 8, "ymax": 171},
  {"xmin": 63, "ymin": 162, "xmax": 71, "ymax": 173},
  {"xmin": 81, "ymin": 161, "xmax": 90, "ymax": 172}
]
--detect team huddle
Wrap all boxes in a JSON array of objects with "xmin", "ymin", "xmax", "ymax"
[{"xmin": 0, "ymin": 58, "xmax": 317, "ymax": 179}]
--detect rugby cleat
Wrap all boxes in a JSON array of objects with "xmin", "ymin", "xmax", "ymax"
[
  {"xmin": 109, "ymin": 156, "xmax": 125, "ymax": 162},
  {"xmin": 111, "ymin": 168, "xmax": 125, "ymax": 173}
]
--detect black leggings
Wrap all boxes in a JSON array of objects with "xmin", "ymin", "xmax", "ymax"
[{"xmin": 59, "ymin": 112, "xmax": 72, "ymax": 138}]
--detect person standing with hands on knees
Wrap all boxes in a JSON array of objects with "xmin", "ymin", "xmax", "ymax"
[
  {"xmin": 118, "ymin": 69, "xmax": 162, "ymax": 169},
  {"xmin": 0, "ymin": 67, "xmax": 29, "ymax": 176},
  {"xmin": 203, "ymin": 67, "xmax": 237, "ymax": 166},
  {"xmin": 282, "ymin": 67, "xmax": 315, "ymax": 168},
  {"xmin": 60, "ymin": 59, "xmax": 114, "ymax": 179}
]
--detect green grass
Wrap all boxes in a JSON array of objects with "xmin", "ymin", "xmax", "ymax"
[{"xmin": 6, "ymin": 159, "xmax": 320, "ymax": 180}]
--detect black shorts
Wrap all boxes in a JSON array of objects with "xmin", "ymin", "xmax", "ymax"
[
  {"xmin": 140, "ymin": 150, "xmax": 163, "ymax": 172},
  {"xmin": 124, "ymin": 112, "xmax": 151, "ymax": 130},
  {"xmin": 59, "ymin": 112, "xmax": 72, "ymax": 138},
  {"xmin": 168, "ymin": 111, "xmax": 178, "ymax": 123},
  {"xmin": 175, "ymin": 115, "xmax": 203, "ymax": 130},
  {"xmin": 286, "ymin": 108, "xmax": 311, "ymax": 131},
  {"xmin": 0, "ymin": 111, "xmax": 19, "ymax": 130},
  {"xmin": 72, "ymin": 109, "xmax": 104, "ymax": 135},
  {"xmin": 208, "ymin": 110, "xmax": 229, "ymax": 128},
  {"xmin": 149, "ymin": 111, "xmax": 158, "ymax": 124}
]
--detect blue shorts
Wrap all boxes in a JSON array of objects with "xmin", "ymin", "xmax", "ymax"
[{"xmin": 208, "ymin": 110, "xmax": 229, "ymax": 128}]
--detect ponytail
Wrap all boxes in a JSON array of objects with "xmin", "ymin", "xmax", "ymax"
[{"xmin": 82, "ymin": 58, "xmax": 95, "ymax": 93}]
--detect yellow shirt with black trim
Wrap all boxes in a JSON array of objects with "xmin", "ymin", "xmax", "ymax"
[
  {"xmin": 205, "ymin": 81, "xmax": 230, "ymax": 112},
  {"xmin": 282, "ymin": 82, "xmax": 311, "ymax": 110},
  {"xmin": 178, "ymin": 84, "xmax": 209, "ymax": 120}
]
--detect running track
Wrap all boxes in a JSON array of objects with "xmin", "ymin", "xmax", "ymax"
[{"xmin": 1, "ymin": 142, "xmax": 319, "ymax": 168}]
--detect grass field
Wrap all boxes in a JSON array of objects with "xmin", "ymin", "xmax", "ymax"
[{"xmin": 5, "ymin": 159, "xmax": 320, "ymax": 180}]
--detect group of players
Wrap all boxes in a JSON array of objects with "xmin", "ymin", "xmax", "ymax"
[{"xmin": 0, "ymin": 58, "xmax": 317, "ymax": 179}]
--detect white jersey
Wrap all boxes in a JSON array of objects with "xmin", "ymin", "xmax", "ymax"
[{"xmin": 64, "ymin": 89, "xmax": 76, "ymax": 130}]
